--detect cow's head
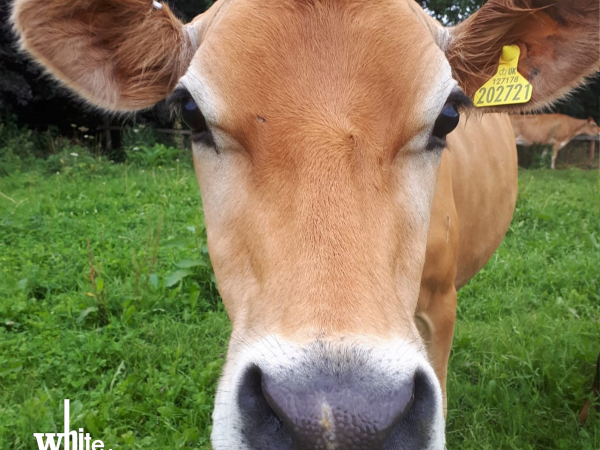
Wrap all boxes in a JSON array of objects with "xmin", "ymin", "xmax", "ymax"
[
  {"xmin": 12, "ymin": 0, "xmax": 598, "ymax": 448},
  {"xmin": 584, "ymin": 117, "xmax": 600, "ymax": 136}
]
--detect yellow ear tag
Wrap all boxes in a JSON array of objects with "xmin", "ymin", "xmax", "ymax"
[{"xmin": 474, "ymin": 45, "xmax": 532, "ymax": 108}]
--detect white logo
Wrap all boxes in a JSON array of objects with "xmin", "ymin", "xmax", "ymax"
[{"xmin": 33, "ymin": 400, "xmax": 111, "ymax": 450}]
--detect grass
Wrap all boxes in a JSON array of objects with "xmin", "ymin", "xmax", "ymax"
[
  {"xmin": 0, "ymin": 164, "xmax": 227, "ymax": 449},
  {"xmin": 448, "ymin": 169, "xmax": 600, "ymax": 449},
  {"xmin": 0, "ymin": 163, "xmax": 598, "ymax": 449}
]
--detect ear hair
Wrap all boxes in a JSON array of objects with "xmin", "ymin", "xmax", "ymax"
[
  {"xmin": 12, "ymin": 0, "xmax": 196, "ymax": 111},
  {"xmin": 446, "ymin": 0, "xmax": 599, "ymax": 111},
  {"xmin": 447, "ymin": 1, "xmax": 538, "ymax": 90}
]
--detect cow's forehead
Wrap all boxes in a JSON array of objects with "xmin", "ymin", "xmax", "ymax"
[{"xmin": 183, "ymin": 0, "xmax": 452, "ymax": 156}]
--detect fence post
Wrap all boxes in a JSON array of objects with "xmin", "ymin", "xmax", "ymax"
[{"xmin": 102, "ymin": 115, "xmax": 112, "ymax": 151}]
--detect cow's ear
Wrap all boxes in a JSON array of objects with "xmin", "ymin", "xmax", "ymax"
[
  {"xmin": 447, "ymin": 0, "xmax": 599, "ymax": 112},
  {"xmin": 11, "ymin": 0, "xmax": 197, "ymax": 111}
]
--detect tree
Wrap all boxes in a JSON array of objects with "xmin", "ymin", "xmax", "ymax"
[
  {"xmin": 420, "ymin": 0, "xmax": 485, "ymax": 25},
  {"xmin": 170, "ymin": 0, "xmax": 214, "ymax": 21}
]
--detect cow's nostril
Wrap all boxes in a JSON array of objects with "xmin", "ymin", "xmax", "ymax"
[
  {"xmin": 237, "ymin": 365, "xmax": 293, "ymax": 450},
  {"xmin": 382, "ymin": 370, "xmax": 441, "ymax": 450}
]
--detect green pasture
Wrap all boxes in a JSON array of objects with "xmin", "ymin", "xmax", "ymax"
[{"xmin": 0, "ymin": 160, "xmax": 598, "ymax": 449}]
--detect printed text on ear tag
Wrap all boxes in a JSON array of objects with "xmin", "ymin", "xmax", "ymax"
[{"xmin": 474, "ymin": 45, "xmax": 532, "ymax": 108}]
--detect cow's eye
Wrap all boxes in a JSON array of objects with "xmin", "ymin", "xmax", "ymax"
[
  {"xmin": 177, "ymin": 95, "xmax": 215, "ymax": 147},
  {"xmin": 433, "ymin": 104, "xmax": 460, "ymax": 138},
  {"xmin": 168, "ymin": 88, "xmax": 215, "ymax": 147},
  {"xmin": 427, "ymin": 103, "xmax": 461, "ymax": 151},
  {"xmin": 181, "ymin": 97, "xmax": 207, "ymax": 133}
]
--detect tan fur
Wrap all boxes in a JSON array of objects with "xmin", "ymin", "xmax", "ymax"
[
  {"xmin": 417, "ymin": 113, "xmax": 518, "ymax": 411},
  {"xmin": 192, "ymin": 0, "xmax": 447, "ymax": 340},
  {"xmin": 512, "ymin": 113, "xmax": 600, "ymax": 168},
  {"xmin": 448, "ymin": 0, "xmax": 600, "ymax": 112}
]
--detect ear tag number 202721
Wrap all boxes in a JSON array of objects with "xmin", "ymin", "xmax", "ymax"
[{"xmin": 474, "ymin": 45, "xmax": 532, "ymax": 108}]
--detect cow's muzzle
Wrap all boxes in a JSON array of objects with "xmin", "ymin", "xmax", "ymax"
[{"xmin": 222, "ymin": 341, "xmax": 445, "ymax": 450}]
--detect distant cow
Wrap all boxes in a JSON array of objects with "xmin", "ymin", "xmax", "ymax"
[{"xmin": 511, "ymin": 114, "xmax": 599, "ymax": 169}]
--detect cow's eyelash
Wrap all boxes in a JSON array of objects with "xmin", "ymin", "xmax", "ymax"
[
  {"xmin": 166, "ymin": 87, "xmax": 217, "ymax": 149},
  {"xmin": 447, "ymin": 90, "xmax": 473, "ymax": 112},
  {"xmin": 166, "ymin": 87, "xmax": 192, "ymax": 117}
]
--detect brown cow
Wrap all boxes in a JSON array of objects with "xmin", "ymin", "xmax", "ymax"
[
  {"xmin": 12, "ymin": 0, "xmax": 599, "ymax": 448},
  {"xmin": 511, "ymin": 113, "xmax": 600, "ymax": 169}
]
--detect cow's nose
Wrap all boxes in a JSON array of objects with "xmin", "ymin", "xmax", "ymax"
[
  {"xmin": 237, "ymin": 364, "xmax": 439, "ymax": 450},
  {"xmin": 262, "ymin": 372, "xmax": 413, "ymax": 449}
]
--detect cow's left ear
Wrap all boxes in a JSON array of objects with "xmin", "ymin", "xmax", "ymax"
[{"xmin": 447, "ymin": 0, "xmax": 599, "ymax": 112}]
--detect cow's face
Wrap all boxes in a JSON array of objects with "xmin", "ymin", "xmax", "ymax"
[
  {"xmin": 584, "ymin": 118, "xmax": 600, "ymax": 136},
  {"xmin": 12, "ymin": 0, "xmax": 599, "ymax": 448},
  {"xmin": 181, "ymin": 1, "xmax": 458, "ymax": 447}
]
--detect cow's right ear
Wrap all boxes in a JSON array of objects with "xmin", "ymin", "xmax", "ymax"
[
  {"xmin": 11, "ymin": 0, "xmax": 197, "ymax": 111},
  {"xmin": 446, "ymin": 0, "xmax": 599, "ymax": 112}
]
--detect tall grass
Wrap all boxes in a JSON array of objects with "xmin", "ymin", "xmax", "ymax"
[{"xmin": 0, "ymin": 118, "xmax": 189, "ymax": 175}]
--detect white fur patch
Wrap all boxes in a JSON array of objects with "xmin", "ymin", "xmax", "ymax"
[
  {"xmin": 398, "ymin": 53, "xmax": 456, "ymax": 228},
  {"xmin": 179, "ymin": 65, "xmax": 222, "ymax": 127}
]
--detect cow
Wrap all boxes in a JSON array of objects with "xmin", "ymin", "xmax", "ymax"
[
  {"xmin": 11, "ymin": 0, "xmax": 599, "ymax": 448},
  {"xmin": 511, "ymin": 113, "xmax": 600, "ymax": 169}
]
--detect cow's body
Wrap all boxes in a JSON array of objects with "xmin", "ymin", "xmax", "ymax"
[
  {"xmin": 12, "ymin": 0, "xmax": 598, "ymax": 448},
  {"xmin": 418, "ymin": 113, "xmax": 517, "ymax": 408},
  {"xmin": 511, "ymin": 113, "xmax": 599, "ymax": 168}
]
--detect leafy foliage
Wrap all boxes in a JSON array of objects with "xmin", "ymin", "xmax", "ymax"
[
  {"xmin": 126, "ymin": 144, "xmax": 186, "ymax": 168},
  {"xmin": 420, "ymin": 0, "xmax": 485, "ymax": 25},
  {"xmin": 0, "ymin": 116, "xmax": 190, "ymax": 174}
]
